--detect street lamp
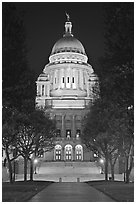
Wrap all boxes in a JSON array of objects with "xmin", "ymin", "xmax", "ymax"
[
  {"xmin": 99, "ymin": 159, "xmax": 104, "ymax": 174},
  {"xmin": 34, "ymin": 158, "xmax": 38, "ymax": 174},
  {"xmin": 100, "ymin": 159, "xmax": 104, "ymax": 164}
]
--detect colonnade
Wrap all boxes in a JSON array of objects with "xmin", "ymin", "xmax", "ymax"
[
  {"xmin": 51, "ymin": 68, "xmax": 88, "ymax": 90},
  {"xmin": 57, "ymin": 114, "xmax": 80, "ymax": 139},
  {"xmin": 37, "ymin": 83, "xmax": 50, "ymax": 97}
]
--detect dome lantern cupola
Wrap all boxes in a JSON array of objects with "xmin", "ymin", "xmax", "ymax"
[{"xmin": 63, "ymin": 13, "xmax": 73, "ymax": 37}]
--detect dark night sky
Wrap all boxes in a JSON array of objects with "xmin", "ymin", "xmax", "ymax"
[{"xmin": 16, "ymin": 2, "xmax": 105, "ymax": 76}]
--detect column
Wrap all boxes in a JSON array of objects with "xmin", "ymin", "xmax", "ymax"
[
  {"xmin": 75, "ymin": 69, "xmax": 78, "ymax": 89},
  {"xmin": 54, "ymin": 70, "xmax": 57, "ymax": 89},
  {"xmin": 50, "ymin": 72, "xmax": 53, "ymax": 90},
  {"xmin": 60, "ymin": 69, "xmax": 62, "ymax": 89},
  {"xmin": 64, "ymin": 69, "xmax": 66, "ymax": 88},
  {"xmin": 58, "ymin": 69, "xmax": 60, "ymax": 89},
  {"xmin": 62, "ymin": 146, "xmax": 65, "ymax": 161},
  {"xmin": 81, "ymin": 146, "xmax": 83, "ymax": 161},
  {"xmin": 61, "ymin": 69, "xmax": 65, "ymax": 89},
  {"xmin": 80, "ymin": 69, "xmax": 83, "ymax": 90},
  {"xmin": 72, "ymin": 115, "xmax": 75, "ymax": 138},
  {"xmin": 70, "ymin": 67, "xmax": 72, "ymax": 88},
  {"xmin": 47, "ymin": 84, "xmax": 50, "ymax": 97},
  {"xmin": 61, "ymin": 115, "xmax": 65, "ymax": 138},
  {"xmin": 72, "ymin": 69, "xmax": 76, "ymax": 89},
  {"xmin": 56, "ymin": 69, "xmax": 59, "ymax": 89},
  {"xmin": 71, "ymin": 68, "xmax": 73, "ymax": 89},
  {"xmin": 52, "ymin": 71, "xmax": 55, "ymax": 90},
  {"xmin": 44, "ymin": 85, "xmax": 46, "ymax": 96},
  {"xmin": 87, "ymin": 82, "xmax": 90, "ymax": 97},
  {"xmin": 40, "ymin": 84, "xmax": 42, "ymax": 95},
  {"xmin": 37, "ymin": 84, "xmax": 39, "ymax": 95},
  {"xmin": 73, "ymin": 146, "xmax": 75, "ymax": 161}
]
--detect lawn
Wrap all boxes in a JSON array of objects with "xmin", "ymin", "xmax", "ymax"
[
  {"xmin": 86, "ymin": 180, "xmax": 134, "ymax": 202},
  {"xmin": 2, "ymin": 180, "xmax": 53, "ymax": 202}
]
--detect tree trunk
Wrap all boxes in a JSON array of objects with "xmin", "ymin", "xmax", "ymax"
[
  {"xmin": 104, "ymin": 158, "xmax": 108, "ymax": 181},
  {"xmin": 30, "ymin": 159, "xmax": 33, "ymax": 181},
  {"xmin": 125, "ymin": 155, "xmax": 133, "ymax": 183},
  {"xmin": 5, "ymin": 147, "xmax": 13, "ymax": 183},
  {"xmin": 123, "ymin": 157, "xmax": 126, "ymax": 182},
  {"xmin": 111, "ymin": 164, "xmax": 115, "ymax": 181},
  {"xmin": 125, "ymin": 156, "xmax": 129, "ymax": 183},
  {"xmin": 24, "ymin": 158, "xmax": 28, "ymax": 181},
  {"xmin": 13, "ymin": 160, "xmax": 16, "ymax": 181}
]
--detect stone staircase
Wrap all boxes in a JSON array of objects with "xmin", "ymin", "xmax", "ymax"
[
  {"xmin": 37, "ymin": 161, "xmax": 101, "ymax": 175},
  {"xmin": 31, "ymin": 161, "xmax": 102, "ymax": 182}
]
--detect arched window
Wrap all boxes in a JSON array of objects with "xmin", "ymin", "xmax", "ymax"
[
  {"xmin": 65, "ymin": 144, "xmax": 73, "ymax": 161},
  {"xmin": 75, "ymin": 145, "xmax": 83, "ymax": 161},
  {"xmin": 55, "ymin": 145, "xmax": 62, "ymax": 161}
]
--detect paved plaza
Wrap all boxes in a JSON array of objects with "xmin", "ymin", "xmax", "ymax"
[{"xmin": 28, "ymin": 182, "xmax": 115, "ymax": 202}]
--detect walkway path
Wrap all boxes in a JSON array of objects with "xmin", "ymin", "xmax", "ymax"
[{"xmin": 28, "ymin": 182, "xmax": 115, "ymax": 202}]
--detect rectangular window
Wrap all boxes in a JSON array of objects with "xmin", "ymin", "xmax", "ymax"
[
  {"xmin": 67, "ymin": 77, "xmax": 69, "ymax": 83},
  {"xmin": 62, "ymin": 77, "xmax": 65, "ymax": 83},
  {"xmin": 84, "ymin": 76, "xmax": 86, "ymax": 85},
  {"xmin": 76, "ymin": 129, "xmax": 81, "ymax": 138},
  {"xmin": 42, "ymin": 85, "xmax": 44, "ymax": 96},
  {"xmin": 55, "ymin": 77, "xmax": 57, "ymax": 84},
  {"xmin": 72, "ymin": 77, "xmax": 74, "ymax": 83},
  {"xmin": 66, "ymin": 129, "xmax": 71, "ymax": 138},
  {"xmin": 56, "ymin": 129, "xmax": 61, "ymax": 137}
]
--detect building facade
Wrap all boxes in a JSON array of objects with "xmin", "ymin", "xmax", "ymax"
[{"xmin": 36, "ymin": 16, "xmax": 99, "ymax": 161}]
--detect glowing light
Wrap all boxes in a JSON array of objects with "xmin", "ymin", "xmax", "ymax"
[
  {"xmin": 34, "ymin": 159, "xmax": 38, "ymax": 164},
  {"xmin": 100, "ymin": 159, "xmax": 104, "ymax": 164},
  {"xmin": 94, "ymin": 153, "xmax": 98, "ymax": 158},
  {"xmin": 128, "ymin": 105, "xmax": 133, "ymax": 110}
]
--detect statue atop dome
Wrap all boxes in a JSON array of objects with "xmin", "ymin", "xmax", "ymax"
[{"xmin": 65, "ymin": 12, "xmax": 70, "ymax": 21}]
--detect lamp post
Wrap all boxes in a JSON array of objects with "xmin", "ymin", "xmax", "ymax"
[
  {"xmin": 34, "ymin": 158, "xmax": 38, "ymax": 174},
  {"xmin": 99, "ymin": 158, "xmax": 104, "ymax": 174}
]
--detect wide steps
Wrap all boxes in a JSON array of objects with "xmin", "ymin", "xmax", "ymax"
[
  {"xmin": 37, "ymin": 161, "xmax": 101, "ymax": 175},
  {"xmin": 40, "ymin": 161, "xmax": 98, "ymax": 167}
]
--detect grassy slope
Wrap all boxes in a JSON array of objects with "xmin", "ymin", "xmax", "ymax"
[
  {"xmin": 87, "ymin": 180, "xmax": 134, "ymax": 202},
  {"xmin": 2, "ymin": 181, "xmax": 53, "ymax": 202}
]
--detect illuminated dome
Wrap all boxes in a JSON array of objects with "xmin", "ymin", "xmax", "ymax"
[
  {"xmin": 51, "ymin": 18, "xmax": 86, "ymax": 56},
  {"xmin": 51, "ymin": 36, "xmax": 86, "ymax": 55}
]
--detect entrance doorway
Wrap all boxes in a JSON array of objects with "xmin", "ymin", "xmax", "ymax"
[{"xmin": 65, "ymin": 144, "xmax": 72, "ymax": 161}]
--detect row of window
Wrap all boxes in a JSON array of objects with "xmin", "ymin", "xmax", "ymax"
[
  {"xmin": 55, "ymin": 144, "xmax": 83, "ymax": 161},
  {"xmin": 52, "ymin": 55, "xmax": 84, "ymax": 61},
  {"xmin": 51, "ymin": 60, "xmax": 86, "ymax": 65},
  {"xmin": 54, "ymin": 77, "xmax": 74, "ymax": 84},
  {"xmin": 54, "ymin": 76, "xmax": 86, "ymax": 84},
  {"xmin": 52, "ymin": 48, "xmax": 84, "ymax": 54},
  {"xmin": 56, "ymin": 129, "xmax": 80, "ymax": 138}
]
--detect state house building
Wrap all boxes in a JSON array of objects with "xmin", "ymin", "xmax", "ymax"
[{"xmin": 36, "ymin": 16, "xmax": 99, "ymax": 162}]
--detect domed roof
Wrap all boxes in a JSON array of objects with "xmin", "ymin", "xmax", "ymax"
[
  {"xmin": 51, "ymin": 35, "xmax": 86, "ymax": 55},
  {"xmin": 51, "ymin": 19, "xmax": 86, "ymax": 55}
]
